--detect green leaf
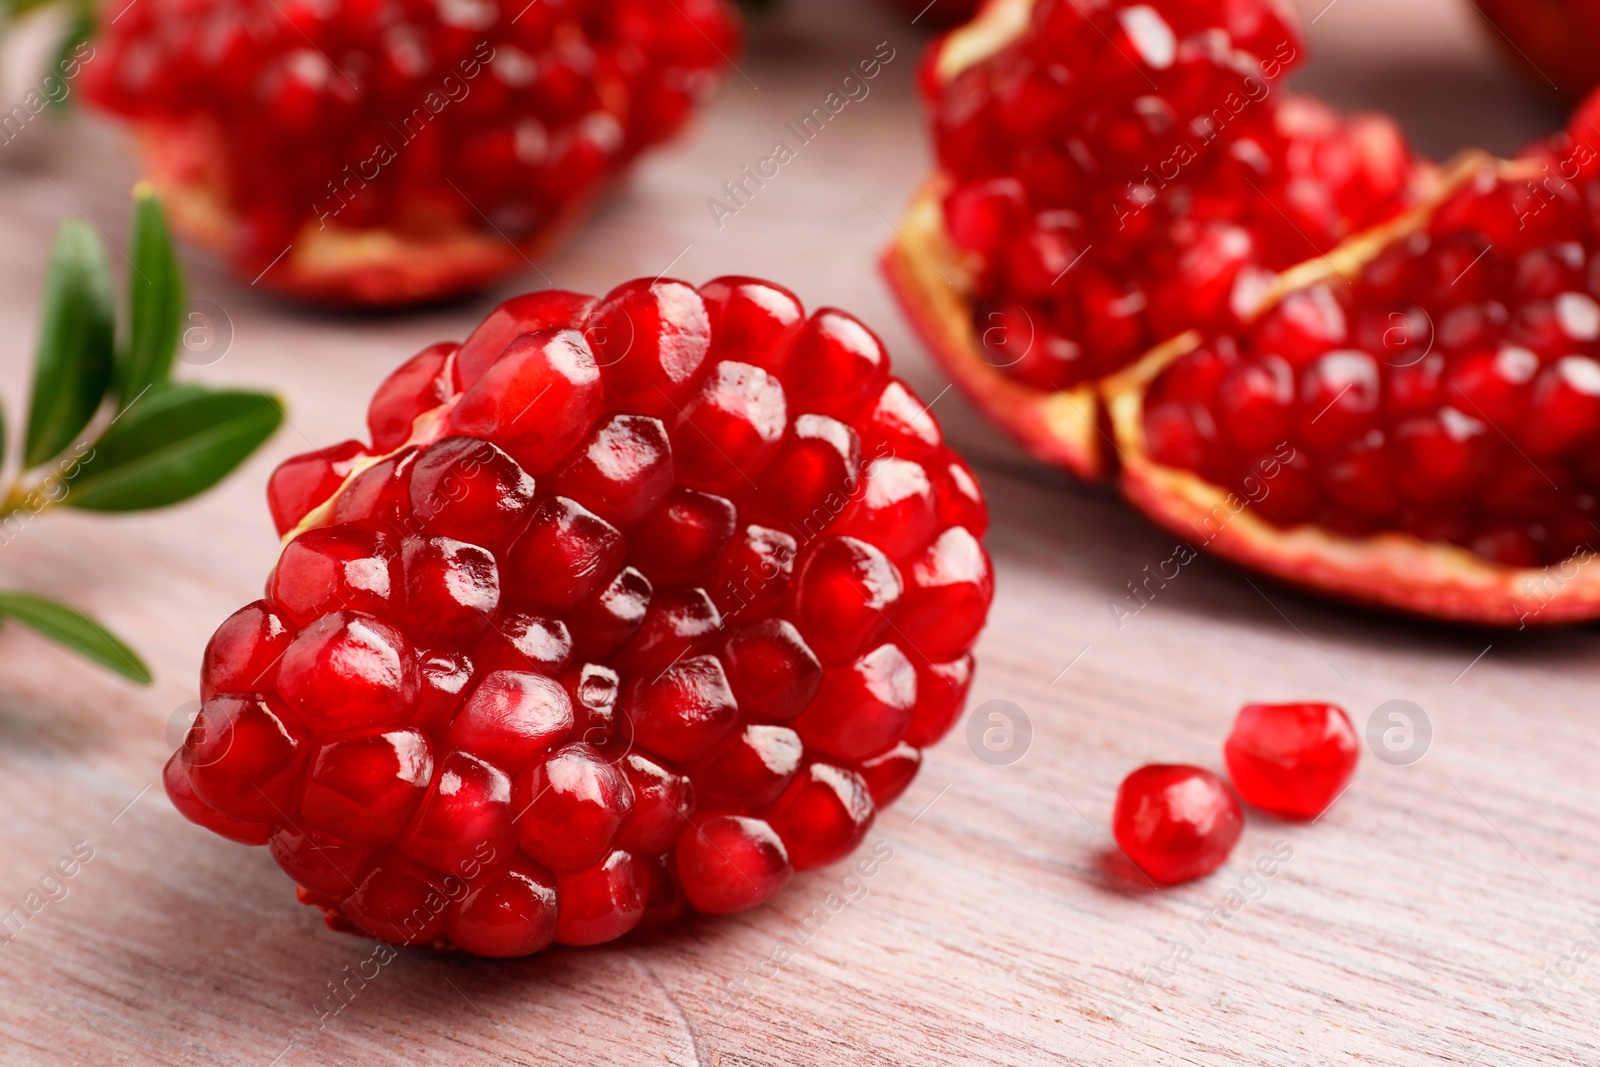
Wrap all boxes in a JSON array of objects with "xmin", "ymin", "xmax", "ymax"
[
  {"xmin": 119, "ymin": 188, "xmax": 184, "ymax": 400},
  {"xmin": 0, "ymin": 592, "xmax": 150, "ymax": 684},
  {"xmin": 45, "ymin": 7, "xmax": 96, "ymax": 112},
  {"xmin": 63, "ymin": 385, "xmax": 283, "ymax": 511},
  {"xmin": 24, "ymin": 218, "xmax": 114, "ymax": 469}
]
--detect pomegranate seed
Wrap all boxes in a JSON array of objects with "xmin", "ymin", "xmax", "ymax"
[
  {"xmin": 515, "ymin": 743, "xmax": 633, "ymax": 872},
  {"xmin": 765, "ymin": 763, "xmax": 875, "ymax": 871},
  {"xmin": 1112, "ymin": 764, "xmax": 1243, "ymax": 885},
  {"xmin": 1224, "ymin": 702, "xmax": 1359, "ymax": 819},
  {"xmin": 675, "ymin": 815, "xmax": 792, "ymax": 914},
  {"xmin": 445, "ymin": 855, "xmax": 559, "ymax": 958}
]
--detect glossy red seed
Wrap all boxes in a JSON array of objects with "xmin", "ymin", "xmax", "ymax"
[
  {"xmin": 629, "ymin": 488, "xmax": 737, "ymax": 583},
  {"xmin": 835, "ymin": 457, "xmax": 938, "ymax": 561},
  {"xmin": 567, "ymin": 566, "xmax": 653, "ymax": 660},
  {"xmin": 445, "ymin": 670, "xmax": 574, "ymax": 773},
  {"xmin": 397, "ymin": 752, "xmax": 516, "ymax": 874},
  {"xmin": 399, "ymin": 536, "xmax": 500, "ymax": 644},
  {"xmin": 859, "ymin": 743, "xmax": 921, "ymax": 807},
  {"xmin": 408, "ymin": 436, "xmax": 536, "ymax": 553},
  {"xmin": 368, "ymin": 342, "xmax": 456, "ymax": 451},
  {"xmin": 507, "ymin": 497, "xmax": 625, "ymax": 611},
  {"xmin": 448, "ymin": 329, "xmax": 603, "ymax": 474},
  {"xmin": 200, "ymin": 600, "xmax": 292, "ymax": 701},
  {"xmin": 1224, "ymin": 702, "xmax": 1359, "ymax": 819},
  {"xmin": 473, "ymin": 612, "xmax": 574, "ymax": 675},
  {"xmin": 675, "ymin": 815, "xmax": 791, "ymax": 914},
  {"xmin": 269, "ymin": 825, "xmax": 371, "ymax": 897},
  {"xmin": 751, "ymin": 414, "xmax": 860, "ymax": 527},
  {"xmin": 455, "ymin": 291, "xmax": 598, "ymax": 388},
  {"xmin": 445, "ymin": 856, "xmax": 559, "ymax": 958},
  {"xmin": 626, "ymin": 654, "xmax": 739, "ymax": 764},
  {"xmin": 794, "ymin": 644, "xmax": 917, "ymax": 762},
  {"xmin": 587, "ymin": 279, "xmax": 711, "ymax": 414},
  {"xmin": 301, "ymin": 730, "xmax": 433, "ymax": 844},
  {"xmin": 692, "ymin": 724, "xmax": 802, "ymax": 807},
  {"xmin": 182, "ymin": 693, "xmax": 302, "ymax": 823},
  {"xmin": 895, "ymin": 527, "xmax": 993, "ymax": 661},
  {"xmin": 342, "ymin": 861, "xmax": 447, "ymax": 945},
  {"xmin": 671, "ymin": 361, "xmax": 788, "ymax": 494},
  {"xmin": 516, "ymin": 743, "xmax": 634, "ymax": 871},
  {"xmin": 720, "ymin": 619, "xmax": 822, "ymax": 723},
  {"xmin": 785, "ymin": 310, "xmax": 890, "ymax": 419},
  {"xmin": 707, "ymin": 525, "xmax": 797, "ymax": 619},
  {"xmin": 415, "ymin": 651, "xmax": 474, "ymax": 736},
  {"xmin": 638, "ymin": 853, "xmax": 689, "ymax": 929},
  {"xmin": 765, "ymin": 763, "xmax": 875, "ymax": 872},
  {"xmin": 550, "ymin": 414, "xmax": 674, "ymax": 528},
  {"xmin": 1112, "ymin": 764, "xmax": 1244, "ymax": 886},
  {"xmin": 564, "ymin": 664, "xmax": 622, "ymax": 748},
  {"xmin": 164, "ymin": 751, "xmax": 271, "ymax": 846},
  {"xmin": 619, "ymin": 587, "xmax": 722, "ymax": 673},
  {"xmin": 268, "ymin": 524, "xmax": 395, "ymax": 626},
  {"xmin": 616, "ymin": 753, "xmax": 694, "ymax": 854},
  {"xmin": 791, "ymin": 536, "xmax": 903, "ymax": 663},
  {"xmin": 554, "ymin": 850, "xmax": 645, "ymax": 946},
  {"xmin": 864, "ymin": 379, "xmax": 943, "ymax": 457},
  {"xmin": 275, "ymin": 612, "xmax": 418, "ymax": 734},
  {"xmin": 267, "ymin": 440, "xmax": 367, "ymax": 537},
  {"xmin": 332, "ymin": 449, "xmax": 418, "ymax": 531},
  {"xmin": 903, "ymin": 655, "xmax": 975, "ymax": 748},
  {"xmin": 699, "ymin": 276, "xmax": 805, "ymax": 374}
]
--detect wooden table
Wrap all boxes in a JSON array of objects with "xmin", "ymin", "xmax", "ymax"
[{"xmin": 0, "ymin": 0, "xmax": 1594, "ymax": 1063}]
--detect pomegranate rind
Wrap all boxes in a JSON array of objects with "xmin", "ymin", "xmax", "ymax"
[
  {"xmin": 134, "ymin": 118, "xmax": 597, "ymax": 307},
  {"xmin": 884, "ymin": 179, "xmax": 1107, "ymax": 480}
]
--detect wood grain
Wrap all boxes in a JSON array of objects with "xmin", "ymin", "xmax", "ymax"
[{"xmin": 0, "ymin": 0, "xmax": 1595, "ymax": 1063}]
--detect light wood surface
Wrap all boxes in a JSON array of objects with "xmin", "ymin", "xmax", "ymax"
[{"xmin": 0, "ymin": 0, "xmax": 1595, "ymax": 1064}]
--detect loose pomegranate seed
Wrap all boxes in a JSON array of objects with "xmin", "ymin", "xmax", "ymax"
[
  {"xmin": 170, "ymin": 278, "xmax": 993, "ymax": 956},
  {"xmin": 1224, "ymin": 702, "xmax": 1359, "ymax": 819},
  {"xmin": 1112, "ymin": 765, "xmax": 1244, "ymax": 885}
]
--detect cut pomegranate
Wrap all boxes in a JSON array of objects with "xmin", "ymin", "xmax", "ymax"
[
  {"xmin": 1473, "ymin": 0, "xmax": 1600, "ymax": 100},
  {"xmin": 1224, "ymin": 702, "xmax": 1358, "ymax": 820},
  {"xmin": 169, "ymin": 277, "xmax": 993, "ymax": 955},
  {"xmin": 1112, "ymin": 764, "xmax": 1243, "ymax": 885},
  {"xmin": 85, "ymin": 0, "xmax": 740, "ymax": 305},
  {"xmin": 887, "ymin": 0, "xmax": 1600, "ymax": 624}
]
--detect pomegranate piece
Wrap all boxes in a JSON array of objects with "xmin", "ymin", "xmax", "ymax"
[
  {"xmin": 85, "ymin": 1, "xmax": 741, "ymax": 305},
  {"xmin": 1224, "ymin": 702, "xmax": 1359, "ymax": 820},
  {"xmin": 170, "ymin": 277, "xmax": 993, "ymax": 955},
  {"xmin": 1112, "ymin": 764, "xmax": 1244, "ymax": 886},
  {"xmin": 1473, "ymin": 1, "xmax": 1600, "ymax": 99},
  {"xmin": 888, "ymin": 0, "xmax": 1600, "ymax": 624}
]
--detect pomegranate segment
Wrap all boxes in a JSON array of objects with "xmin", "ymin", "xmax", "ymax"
[
  {"xmin": 173, "ymin": 278, "xmax": 993, "ymax": 955},
  {"xmin": 85, "ymin": 0, "xmax": 740, "ymax": 305}
]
